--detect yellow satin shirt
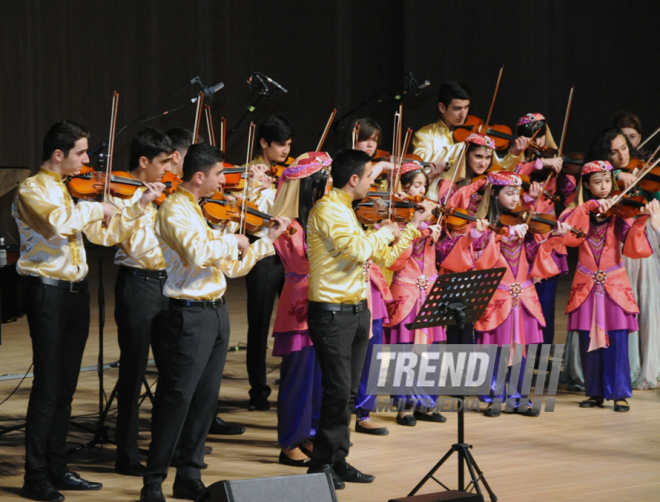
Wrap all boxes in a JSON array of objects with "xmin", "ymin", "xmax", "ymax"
[
  {"xmin": 12, "ymin": 168, "xmax": 146, "ymax": 282},
  {"xmin": 106, "ymin": 184, "xmax": 165, "ymax": 270},
  {"xmin": 412, "ymin": 119, "xmax": 465, "ymax": 201},
  {"xmin": 155, "ymin": 187, "xmax": 274, "ymax": 300},
  {"xmin": 307, "ymin": 188, "xmax": 420, "ymax": 304}
]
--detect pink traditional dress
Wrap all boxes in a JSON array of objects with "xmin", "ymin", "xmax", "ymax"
[{"xmin": 559, "ymin": 190, "xmax": 652, "ymax": 402}]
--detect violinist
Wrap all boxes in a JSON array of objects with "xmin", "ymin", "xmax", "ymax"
[
  {"xmin": 612, "ymin": 111, "xmax": 644, "ymax": 151},
  {"xmin": 507, "ymin": 113, "xmax": 574, "ymax": 348},
  {"xmin": 267, "ymin": 153, "xmax": 331, "ymax": 466},
  {"xmin": 382, "ymin": 162, "xmax": 447, "ymax": 427},
  {"xmin": 442, "ymin": 171, "xmax": 571, "ymax": 417},
  {"xmin": 586, "ymin": 128, "xmax": 660, "ymax": 391},
  {"xmin": 412, "ymin": 81, "xmax": 471, "ymax": 201},
  {"xmin": 350, "ymin": 117, "xmax": 395, "ymax": 179},
  {"xmin": 142, "ymin": 144, "xmax": 290, "ymax": 502},
  {"xmin": 241, "ymin": 114, "xmax": 294, "ymax": 412},
  {"xmin": 166, "ymin": 127, "xmax": 193, "ymax": 178},
  {"xmin": 305, "ymin": 150, "xmax": 428, "ymax": 489},
  {"xmin": 109, "ymin": 128, "xmax": 172, "ymax": 477},
  {"xmin": 12, "ymin": 121, "xmax": 159, "ymax": 502},
  {"xmin": 557, "ymin": 160, "xmax": 654, "ymax": 411}
]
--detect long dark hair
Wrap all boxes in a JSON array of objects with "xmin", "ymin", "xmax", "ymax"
[
  {"xmin": 586, "ymin": 127, "xmax": 642, "ymax": 164},
  {"xmin": 298, "ymin": 170, "xmax": 329, "ymax": 235},
  {"xmin": 457, "ymin": 143, "xmax": 493, "ymax": 189},
  {"xmin": 486, "ymin": 185, "xmax": 507, "ymax": 225}
]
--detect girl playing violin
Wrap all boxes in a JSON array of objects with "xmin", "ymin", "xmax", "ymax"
[
  {"xmin": 585, "ymin": 129, "xmax": 660, "ymax": 391},
  {"xmin": 558, "ymin": 160, "xmax": 654, "ymax": 410},
  {"xmin": 383, "ymin": 162, "xmax": 447, "ymax": 426},
  {"xmin": 268, "ymin": 153, "xmax": 331, "ymax": 466},
  {"xmin": 442, "ymin": 171, "xmax": 570, "ymax": 417}
]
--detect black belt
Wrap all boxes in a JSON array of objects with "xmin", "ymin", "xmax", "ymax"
[
  {"xmin": 308, "ymin": 299, "xmax": 368, "ymax": 314},
  {"xmin": 170, "ymin": 297, "xmax": 226, "ymax": 309},
  {"xmin": 119, "ymin": 265, "xmax": 167, "ymax": 279},
  {"xmin": 28, "ymin": 275, "xmax": 88, "ymax": 293}
]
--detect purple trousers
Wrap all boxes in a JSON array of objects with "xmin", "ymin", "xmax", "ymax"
[
  {"xmin": 277, "ymin": 345, "xmax": 323, "ymax": 449},
  {"xmin": 578, "ymin": 330, "xmax": 632, "ymax": 401}
]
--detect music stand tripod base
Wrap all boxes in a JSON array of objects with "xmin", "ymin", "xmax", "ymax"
[{"xmin": 404, "ymin": 268, "xmax": 505, "ymax": 502}]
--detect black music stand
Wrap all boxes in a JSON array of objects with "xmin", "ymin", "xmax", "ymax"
[{"xmin": 404, "ymin": 268, "xmax": 505, "ymax": 502}]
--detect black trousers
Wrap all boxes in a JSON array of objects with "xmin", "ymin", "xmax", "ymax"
[
  {"xmin": 144, "ymin": 302, "xmax": 230, "ymax": 485},
  {"xmin": 244, "ymin": 252, "xmax": 284, "ymax": 402},
  {"xmin": 307, "ymin": 303, "xmax": 370, "ymax": 467},
  {"xmin": 113, "ymin": 271, "xmax": 168, "ymax": 465},
  {"xmin": 24, "ymin": 277, "xmax": 90, "ymax": 481}
]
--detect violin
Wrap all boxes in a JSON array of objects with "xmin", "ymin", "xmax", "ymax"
[
  {"xmin": 440, "ymin": 206, "xmax": 507, "ymax": 235},
  {"xmin": 67, "ymin": 169, "xmax": 173, "ymax": 201},
  {"xmin": 354, "ymin": 194, "xmax": 436, "ymax": 225},
  {"xmin": 200, "ymin": 191, "xmax": 296, "ymax": 235},
  {"xmin": 621, "ymin": 158, "xmax": 660, "ymax": 193},
  {"xmin": 499, "ymin": 211, "xmax": 586, "ymax": 238},
  {"xmin": 452, "ymin": 116, "xmax": 513, "ymax": 150},
  {"xmin": 591, "ymin": 192, "xmax": 647, "ymax": 219},
  {"xmin": 154, "ymin": 171, "xmax": 182, "ymax": 205},
  {"xmin": 371, "ymin": 150, "xmax": 430, "ymax": 167}
]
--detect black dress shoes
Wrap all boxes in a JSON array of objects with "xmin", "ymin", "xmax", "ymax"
[
  {"xmin": 52, "ymin": 472, "xmax": 102, "ymax": 491},
  {"xmin": 278, "ymin": 450, "xmax": 311, "ymax": 467},
  {"xmin": 248, "ymin": 398, "xmax": 270, "ymax": 411},
  {"xmin": 396, "ymin": 413, "xmax": 417, "ymax": 426},
  {"xmin": 140, "ymin": 483, "xmax": 165, "ymax": 502},
  {"xmin": 115, "ymin": 461, "xmax": 147, "ymax": 476},
  {"xmin": 355, "ymin": 418, "xmax": 389, "ymax": 436},
  {"xmin": 172, "ymin": 478, "xmax": 206, "ymax": 500},
  {"xmin": 579, "ymin": 396, "xmax": 605, "ymax": 408},
  {"xmin": 333, "ymin": 462, "xmax": 375, "ymax": 483},
  {"xmin": 20, "ymin": 480, "xmax": 64, "ymax": 502},
  {"xmin": 307, "ymin": 464, "xmax": 344, "ymax": 490},
  {"xmin": 614, "ymin": 400, "xmax": 630, "ymax": 412},
  {"xmin": 413, "ymin": 410, "xmax": 447, "ymax": 423},
  {"xmin": 208, "ymin": 416, "xmax": 246, "ymax": 435},
  {"xmin": 483, "ymin": 406, "xmax": 501, "ymax": 417}
]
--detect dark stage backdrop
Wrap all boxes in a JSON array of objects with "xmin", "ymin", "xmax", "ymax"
[{"xmin": 2, "ymin": 1, "xmax": 659, "ymax": 236}]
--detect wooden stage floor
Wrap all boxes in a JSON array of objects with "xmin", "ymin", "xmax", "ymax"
[{"xmin": 1, "ymin": 248, "xmax": 659, "ymax": 501}]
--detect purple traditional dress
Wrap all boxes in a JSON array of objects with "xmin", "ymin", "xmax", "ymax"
[{"xmin": 272, "ymin": 219, "xmax": 322, "ymax": 448}]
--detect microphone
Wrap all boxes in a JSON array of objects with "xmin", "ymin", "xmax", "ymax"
[
  {"xmin": 191, "ymin": 76, "xmax": 225, "ymax": 101},
  {"xmin": 255, "ymin": 72, "xmax": 288, "ymax": 93},
  {"xmin": 408, "ymin": 73, "xmax": 431, "ymax": 96}
]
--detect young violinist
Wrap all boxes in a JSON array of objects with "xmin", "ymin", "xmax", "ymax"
[
  {"xmin": 110, "ymin": 128, "xmax": 173, "ymax": 476},
  {"xmin": 351, "ymin": 120, "xmax": 396, "ymax": 436},
  {"xmin": 305, "ymin": 149, "xmax": 431, "ymax": 489},
  {"xmin": 268, "ymin": 153, "xmax": 331, "ymax": 466},
  {"xmin": 586, "ymin": 128, "xmax": 660, "ymax": 391},
  {"xmin": 412, "ymin": 81, "xmax": 471, "ymax": 201},
  {"xmin": 383, "ymin": 163, "xmax": 447, "ymax": 426},
  {"xmin": 242, "ymin": 114, "xmax": 293, "ymax": 411},
  {"xmin": 612, "ymin": 111, "xmax": 644, "ymax": 151},
  {"xmin": 506, "ymin": 113, "xmax": 574, "ymax": 347},
  {"xmin": 141, "ymin": 144, "xmax": 290, "ymax": 502},
  {"xmin": 13, "ymin": 121, "xmax": 163, "ymax": 502},
  {"xmin": 442, "ymin": 171, "xmax": 570, "ymax": 417},
  {"xmin": 558, "ymin": 160, "xmax": 654, "ymax": 410}
]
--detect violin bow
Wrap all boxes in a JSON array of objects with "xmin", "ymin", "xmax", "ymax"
[
  {"xmin": 638, "ymin": 125, "xmax": 660, "ymax": 150},
  {"xmin": 525, "ymin": 87, "xmax": 574, "ymax": 226},
  {"xmin": 239, "ymin": 122, "xmax": 256, "ymax": 235},
  {"xmin": 220, "ymin": 117, "xmax": 227, "ymax": 153},
  {"xmin": 507, "ymin": 127, "xmax": 541, "ymax": 171},
  {"xmin": 205, "ymin": 105, "xmax": 216, "ymax": 147},
  {"xmin": 484, "ymin": 65, "xmax": 504, "ymax": 129},
  {"xmin": 351, "ymin": 122, "xmax": 360, "ymax": 150},
  {"xmin": 437, "ymin": 142, "xmax": 468, "ymax": 226},
  {"xmin": 104, "ymin": 92, "xmax": 120, "ymax": 204},
  {"xmin": 389, "ymin": 104, "xmax": 404, "ymax": 220},
  {"xmin": 316, "ymin": 109, "xmax": 337, "ymax": 151},
  {"xmin": 192, "ymin": 92, "xmax": 204, "ymax": 143}
]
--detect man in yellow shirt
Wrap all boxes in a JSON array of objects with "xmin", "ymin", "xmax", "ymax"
[
  {"xmin": 305, "ymin": 149, "xmax": 434, "ymax": 489},
  {"xmin": 13, "ymin": 121, "xmax": 163, "ymax": 502},
  {"xmin": 140, "ymin": 144, "xmax": 290, "ymax": 502},
  {"xmin": 412, "ymin": 81, "xmax": 472, "ymax": 201}
]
